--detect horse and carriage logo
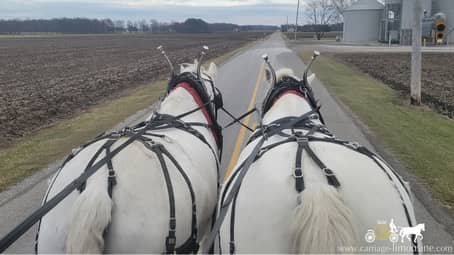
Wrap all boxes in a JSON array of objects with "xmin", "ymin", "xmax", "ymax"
[{"xmin": 365, "ymin": 219, "xmax": 425, "ymax": 244}]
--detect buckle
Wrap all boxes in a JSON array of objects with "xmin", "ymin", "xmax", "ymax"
[
  {"xmin": 295, "ymin": 136, "xmax": 308, "ymax": 143},
  {"xmin": 165, "ymin": 235, "xmax": 176, "ymax": 253},
  {"xmin": 147, "ymin": 140, "xmax": 164, "ymax": 150},
  {"xmin": 323, "ymin": 168, "xmax": 335, "ymax": 176},
  {"xmin": 108, "ymin": 171, "xmax": 117, "ymax": 186},
  {"xmin": 309, "ymin": 114, "xmax": 319, "ymax": 120},
  {"xmin": 293, "ymin": 168, "xmax": 303, "ymax": 178},
  {"xmin": 108, "ymin": 169, "xmax": 116, "ymax": 176},
  {"xmin": 169, "ymin": 216, "xmax": 176, "ymax": 229},
  {"xmin": 345, "ymin": 141, "xmax": 360, "ymax": 149},
  {"xmin": 110, "ymin": 131, "xmax": 122, "ymax": 138}
]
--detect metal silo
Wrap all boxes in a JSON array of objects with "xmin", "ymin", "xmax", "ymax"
[
  {"xmin": 343, "ymin": 0, "xmax": 384, "ymax": 43},
  {"xmin": 433, "ymin": 0, "xmax": 454, "ymax": 44}
]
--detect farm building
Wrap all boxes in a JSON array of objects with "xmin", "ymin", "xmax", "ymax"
[{"xmin": 343, "ymin": 0, "xmax": 454, "ymax": 45}]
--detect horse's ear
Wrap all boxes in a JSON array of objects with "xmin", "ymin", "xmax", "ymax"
[{"xmin": 206, "ymin": 62, "xmax": 217, "ymax": 80}]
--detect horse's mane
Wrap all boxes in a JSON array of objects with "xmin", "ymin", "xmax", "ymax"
[{"xmin": 275, "ymin": 68, "xmax": 299, "ymax": 83}]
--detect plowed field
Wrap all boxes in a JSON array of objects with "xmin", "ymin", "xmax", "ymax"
[
  {"xmin": 334, "ymin": 53, "xmax": 454, "ymax": 117},
  {"xmin": 0, "ymin": 33, "xmax": 265, "ymax": 147}
]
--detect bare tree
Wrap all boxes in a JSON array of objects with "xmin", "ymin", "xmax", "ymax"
[
  {"xmin": 306, "ymin": 0, "xmax": 336, "ymax": 25},
  {"xmin": 305, "ymin": 0, "xmax": 336, "ymax": 39},
  {"xmin": 138, "ymin": 19, "xmax": 149, "ymax": 32},
  {"xmin": 114, "ymin": 20, "xmax": 125, "ymax": 32}
]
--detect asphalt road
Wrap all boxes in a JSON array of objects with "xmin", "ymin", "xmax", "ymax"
[{"xmin": 1, "ymin": 33, "xmax": 453, "ymax": 253}]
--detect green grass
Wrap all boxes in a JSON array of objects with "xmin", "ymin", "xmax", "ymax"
[
  {"xmin": 0, "ymin": 81, "xmax": 166, "ymax": 191},
  {"xmin": 301, "ymin": 51, "xmax": 454, "ymax": 210}
]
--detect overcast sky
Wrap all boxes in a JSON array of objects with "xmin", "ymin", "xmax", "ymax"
[{"xmin": 0, "ymin": 0, "xmax": 306, "ymax": 25}]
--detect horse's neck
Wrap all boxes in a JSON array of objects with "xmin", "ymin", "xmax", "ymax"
[
  {"xmin": 156, "ymin": 87, "xmax": 217, "ymax": 150},
  {"xmin": 158, "ymin": 87, "xmax": 201, "ymax": 118},
  {"xmin": 263, "ymin": 94, "xmax": 314, "ymax": 125}
]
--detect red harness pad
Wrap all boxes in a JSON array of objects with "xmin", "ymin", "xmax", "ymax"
[
  {"xmin": 175, "ymin": 82, "xmax": 218, "ymax": 142},
  {"xmin": 272, "ymin": 89, "xmax": 305, "ymax": 105}
]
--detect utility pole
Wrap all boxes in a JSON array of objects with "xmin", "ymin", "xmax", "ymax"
[
  {"xmin": 411, "ymin": 0, "xmax": 422, "ymax": 105},
  {"xmin": 295, "ymin": 0, "xmax": 300, "ymax": 40},
  {"xmin": 287, "ymin": 16, "xmax": 289, "ymax": 32}
]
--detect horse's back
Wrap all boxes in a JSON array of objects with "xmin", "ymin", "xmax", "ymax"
[
  {"xmin": 37, "ymin": 129, "xmax": 217, "ymax": 253},
  {"xmin": 220, "ymin": 138, "xmax": 416, "ymax": 253}
]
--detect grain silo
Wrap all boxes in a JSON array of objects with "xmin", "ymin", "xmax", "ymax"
[
  {"xmin": 343, "ymin": 0, "xmax": 385, "ymax": 43},
  {"xmin": 433, "ymin": 0, "xmax": 454, "ymax": 43}
]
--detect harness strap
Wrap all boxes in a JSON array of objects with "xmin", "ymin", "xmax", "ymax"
[
  {"xmin": 152, "ymin": 144, "xmax": 178, "ymax": 254},
  {"xmin": 77, "ymin": 139, "xmax": 117, "ymax": 197},
  {"xmin": 203, "ymin": 137, "xmax": 266, "ymax": 251},
  {"xmin": 205, "ymin": 111, "xmax": 321, "ymax": 251},
  {"xmin": 0, "ymin": 126, "xmax": 149, "ymax": 253},
  {"xmin": 138, "ymin": 139, "xmax": 200, "ymax": 254},
  {"xmin": 221, "ymin": 107, "xmax": 257, "ymax": 132},
  {"xmin": 301, "ymin": 140, "xmax": 340, "ymax": 188},
  {"xmin": 294, "ymin": 134, "xmax": 305, "ymax": 193},
  {"xmin": 8, "ymin": 113, "xmax": 221, "ymax": 254},
  {"xmin": 104, "ymin": 140, "xmax": 117, "ymax": 198},
  {"xmin": 160, "ymin": 145, "xmax": 199, "ymax": 254},
  {"xmin": 229, "ymin": 193, "xmax": 239, "ymax": 255}
]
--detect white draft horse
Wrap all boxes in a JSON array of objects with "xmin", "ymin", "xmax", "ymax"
[
  {"xmin": 36, "ymin": 46, "xmax": 221, "ymax": 253},
  {"xmin": 215, "ymin": 53, "xmax": 420, "ymax": 254}
]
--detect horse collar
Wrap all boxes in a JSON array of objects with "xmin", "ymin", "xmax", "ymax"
[{"xmin": 168, "ymin": 73, "xmax": 223, "ymax": 149}]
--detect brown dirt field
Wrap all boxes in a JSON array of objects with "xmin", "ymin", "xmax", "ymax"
[
  {"xmin": 0, "ymin": 32, "xmax": 266, "ymax": 148},
  {"xmin": 333, "ymin": 53, "xmax": 454, "ymax": 117}
]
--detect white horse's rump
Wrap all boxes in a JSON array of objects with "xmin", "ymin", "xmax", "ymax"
[
  {"xmin": 218, "ymin": 67, "xmax": 418, "ymax": 253},
  {"xmin": 37, "ymin": 61, "xmax": 219, "ymax": 253}
]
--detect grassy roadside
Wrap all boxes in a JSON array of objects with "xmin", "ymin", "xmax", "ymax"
[
  {"xmin": 0, "ymin": 39, "xmax": 258, "ymax": 193},
  {"xmin": 300, "ymin": 51, "xmax": 454, "ymax": 211}
]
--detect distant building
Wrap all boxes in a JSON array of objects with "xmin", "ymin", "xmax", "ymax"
[{"xmin": 343, "ymin": 0, "xmax": 454, "ymax": 45}]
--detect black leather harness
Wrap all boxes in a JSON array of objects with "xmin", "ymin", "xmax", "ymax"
[
  {"xmin": 168, "ymin": 72, "xmax": 224, "ymax": 150},
  {"xmin": 66, "ymin": 112, "xmax": 218, "ymax": 254},
  {"xmin": 204, "ymin": 80, "xmax": 417, "ymax": 254},
  {"xmin": 261, "ymin": 76, "xmax": 325, "ymax": 124},
  {"xmin": 0, "ymin": 72, "xmax": 223, "ymax": 254}
]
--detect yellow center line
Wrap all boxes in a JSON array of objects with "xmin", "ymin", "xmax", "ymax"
[{"xmin": 223, "ymin": 63, "xmax": 264, "ymax": 181}]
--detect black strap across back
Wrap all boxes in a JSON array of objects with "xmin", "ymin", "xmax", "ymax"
[
  {"xmin": 0, "ymin": 71, "xmax": 224, "ymax": 254},
  {"xmin": 203, "ymin": 79, "xmax": 418, "ymax": 254}
]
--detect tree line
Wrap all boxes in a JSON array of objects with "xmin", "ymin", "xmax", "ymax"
[{"xmin": 0, "ymin": 18, "xmax": 277, "ymax": 34}]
